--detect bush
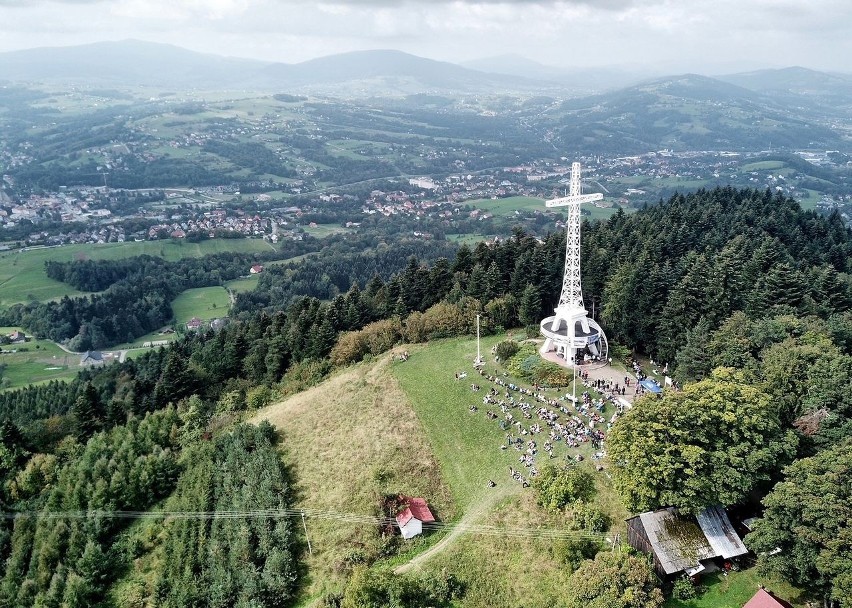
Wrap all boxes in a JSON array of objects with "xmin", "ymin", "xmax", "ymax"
[
  {"xmin": 246, "ymin": 385, "xmax": 276, "ymax": 410},
  {"xmin": 532, "ymin": 463, "xmax": 595, "ymax": 512},
  {"xmin": 330, "ymin": 319, "xmax": 403, "ymax": 366},
  {"xmin": 494, "ymin": 340, "xmax": 520, "ymax": 362},
  {"xmin": 672, "ymin": 576, "xmax": 698, "ymax": 600},
  {"xmin": 505, "ymin": 343, "xmax": 571, "ymax": 387},
  {"xmin": 280, "ymin": 359, "xmax": 331, "ymax": 395},
  {"xmin": 552, "ymin": 537, "xmax": 600, "ymax": 571},
  {"xmin": 572, "ymin": 502, "xmax": 612, "ymax": 533}
]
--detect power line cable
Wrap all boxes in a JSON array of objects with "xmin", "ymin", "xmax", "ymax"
[{"xmin": 0, "ymin": 507, "xmax": 607, "ymax": 541}]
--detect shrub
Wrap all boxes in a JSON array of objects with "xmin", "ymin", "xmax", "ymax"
[
  {"xmin": 672, "ymin": 576, "xmax": 698, "ymax": 600},
  {"xmin": 280, "ymin": 359, "xmax": 331, "ymax": 395},
  {"xmin": 494, "ymin": 340, "xmax": 520, "ymax": 362},
  {"xmin": 246, "ymin": 385, "xmax": 276, "ymax": 410},
  {"xmin": 505, "ymin": 343, "xmax": 571, "ymax": 387},
  {"xmin": 572, "ymin": 502, "xmax": 612, "ymax": 533},
  {"xmin": 532, "ymin": 463, "xmax": 595, "ymax": 512},
  {"xmin": 552, "ymin": 537, "xmax": 601, "ymax": 571},
  {"xmin": 331, "ymin": 319, "xmax": 403, "ymax": 366}
]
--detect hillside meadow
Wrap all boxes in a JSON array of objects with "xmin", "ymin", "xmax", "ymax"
[
  {"xmin": 251, "ymin": 333, "xmax": 630, "ymax": 607},
  {"xmin": 0, "ymin": 238, "xmax": 274, "ymax": 306}
]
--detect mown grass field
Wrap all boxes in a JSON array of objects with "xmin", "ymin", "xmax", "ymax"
[
  {"xmin": 224, "ymin": 274, "xmax": 260, "ymax": 293},
  {"xmin": 171, "ymin": 286, "xmax": 230, "ymax": 324},
  {"xmin": 0, "ymin": 326, "xmax": 78, "ymax": 390},
  {"xmin": 301, "ymin": 224, "xmax": 350, "ymax": 238},
  {"xmin": 465, "ymin": 196, "xmax": 545, "ymax": 216},
  {"xmin": 390, "ymin": 335, "xmax": 631, "ymax": 607},
  {"xmin": 0, "ymin": 238, "xmax": 274, "ymax": 306},
  {"xmin": 664, "ymin": 568, "xmax": 807, "ymax": 608},
  {"xmin": 740, "ymin": 160, "xmax": 786, "ymax": 171}
]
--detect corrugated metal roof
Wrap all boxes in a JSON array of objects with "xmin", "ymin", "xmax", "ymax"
[
  {"xmin": 696, "ymin": 505, "xmax": 748, "ymax": 559},
  {"xmin": 639, "ymin": 508, "xmax": 715, "ymax": 575}
]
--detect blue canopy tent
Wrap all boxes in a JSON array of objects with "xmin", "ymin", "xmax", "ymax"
[{"xmin": 640, "ymin": 379, "xmax": 663, "ymax": 394}]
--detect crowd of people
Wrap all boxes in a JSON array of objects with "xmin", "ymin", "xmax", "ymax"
[{"xmin": 457, "ymin": 360, "xmax": 632, "ymax": 488}]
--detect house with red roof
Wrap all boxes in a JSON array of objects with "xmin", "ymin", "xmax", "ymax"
[
  {"xmin": 250, "ymin": 264, "xmax": 263, "ymax": 274},
  {"xmin": 395, "ymin": 497, "xmax": 436, "ymax": 540},
  {"xmin": 742, "ymin": 587, "xmax": 794, "ymax": 608}
]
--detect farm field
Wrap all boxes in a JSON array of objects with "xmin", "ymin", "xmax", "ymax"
[
  {"xmin": 301, "ymin": 224, "xmax": 351, "ymax": 238},
  {"xmin": 465, "ymin": 195, "xmax": 545, "ymax": 217},
  {"xmin": 171, "ymin": 286, "xmax": 230, "ymax": 324},
  {"xmin": 224, "ymin": 274, "xmax": 260, "ymax": 293},
  {"xmin": 740, "ymin": 160, "xmax": 786, "ymax": 171},
  {"xmin": 0, "ymin": 238, "xmax": 275, "ymax": 306},
  {"xmin": 465, "ymin": 195, "xmax": 628, "ymax": 222},
  {"xmin": 0, "ymin": 326, "xmax": 78, "ymax": 391}
]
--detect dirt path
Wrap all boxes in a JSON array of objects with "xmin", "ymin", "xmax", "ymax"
[{"xmin": 394, "ymin": 482, "xmax": 519, "ymax": 575}]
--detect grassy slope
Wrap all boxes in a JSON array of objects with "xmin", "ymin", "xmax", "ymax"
[
  {"xmin": 465, "ymin": 196, "xmax": 545, "ymax": 216},
  {"xmin": 392, "ymin": 335, "xmax": 628, "ymax": 607},
  {"xmin": 0, "ymin": 238, "xmax": 273, "ymax": 306},
  {"xmin": 0, "ymin": 326, "xmax": 78, "ymax": 390},
  {"xmin": 250, "ymin": 358, "xmax": 455, "ymax": 603},
  {"xmin": 224, "ymin": 274, "xmax": 260, "ymax": 293},
  {"xmin": 171, "ymin": 286, "xmax": 230, "ymax": 323}
]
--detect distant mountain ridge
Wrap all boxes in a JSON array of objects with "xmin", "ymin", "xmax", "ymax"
[
  {"xmin": 0, "ymin": 39, "xmax": 552, "ymax": 94},
  {"xmin": 1, "ymin": 39, "xmax": 850, "ymax": 103}
]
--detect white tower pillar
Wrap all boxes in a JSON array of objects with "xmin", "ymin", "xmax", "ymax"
[{"xmin": 539, "ymin": 162, "xmax": 609, "ymax": 368}]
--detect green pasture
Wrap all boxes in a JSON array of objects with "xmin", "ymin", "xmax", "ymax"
[
  {"xmin": 740, "ymin": 160, "xmax": 786, "ymax": 171},
  {"xmin": 112, "ymin": 329, "xmax": 178, "ymax": 350},
  {"xmin": 224, "ymin": 274, "xmax": 260, "ymax": 293},
  {"xmin": 301, "ymin": 224, "xmax": 350, "ymax": 238},
  {"xmin": 465, "ymin": 195, "xmax": 545, "ymax": 216},
  {"xmin": 171, "ymin": 286, "xmax": 230, "ymax": 324},
  {"xmin": 392, "ymin": 335, "xmax": 508, "ymax": 509},
  {"xmin": 796, "ymin": 189, "xmax": 823, "ymax": 211},
  {"xmin": 0, "ymin": 327, "xmax": 78, "ymax": 391},
  {"xmin": 447, "ymin": 233, "xmax": 488, "ymax": 245},
  {"xmin": 585, "ymin": 204, "xmax": 627, "ymax": 220},
  {"xmin": 0, "ymin": 239, "xmax": 273, "ymax": 306}
]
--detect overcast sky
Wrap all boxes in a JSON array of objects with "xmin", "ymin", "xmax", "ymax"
[{"xmin": 0, "ymin": 0, "xmax": 849, "ymax": 74}]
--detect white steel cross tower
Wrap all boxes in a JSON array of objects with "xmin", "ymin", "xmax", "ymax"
[{"xmin": 539, "ymin": 162, "xmax": 609, "ymax": 367}]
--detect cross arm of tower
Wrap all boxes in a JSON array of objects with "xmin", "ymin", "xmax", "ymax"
[{"xmin": 545, "ymin": 192, "xmax": 604, "ymax": 208}]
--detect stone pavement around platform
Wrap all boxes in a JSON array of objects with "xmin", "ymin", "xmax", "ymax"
[{"xmin": 536, "ymin": 340, "xmax": 639, "ymax": 405}]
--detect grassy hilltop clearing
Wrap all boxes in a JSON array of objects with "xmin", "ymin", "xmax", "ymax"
[
  {"xmin": 252, "ymin": 333, "xmax": 625, "ymax": 606},
  {"xmin": 250, "ymin": 333, "xmax": 806, "ymax": 607}
]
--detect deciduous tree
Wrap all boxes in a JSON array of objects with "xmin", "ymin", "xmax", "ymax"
[{"xmin": 608, "ymin": 368, "xmax": 796, "ymax": 513}]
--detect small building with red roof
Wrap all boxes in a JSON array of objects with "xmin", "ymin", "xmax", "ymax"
[
  {"xmin": 395, "ymin": 496, "xmax": 436, "ymax": 540},
  {"xmin": 250, "ymin": 264, "xmax": 264, "ymax": 274},
  {"xmin": 742, "ymin": 587, "xmax": 794, "ymax": 608}
]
